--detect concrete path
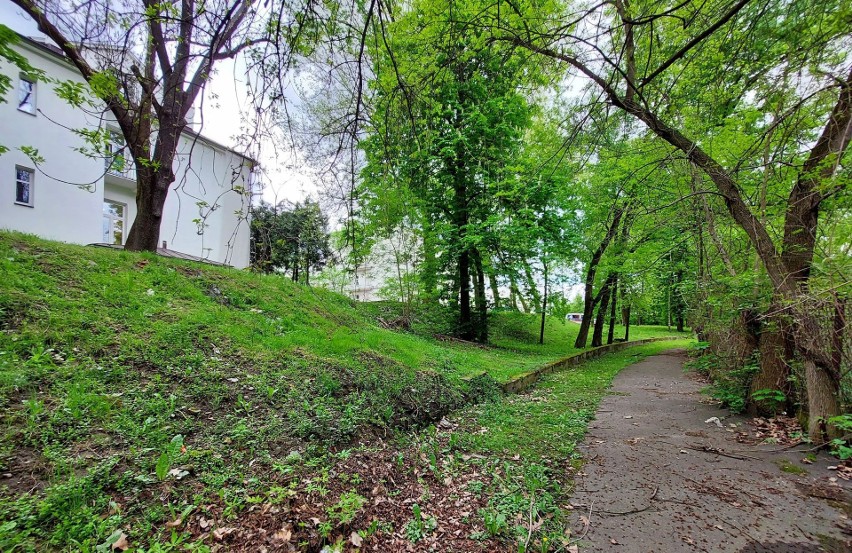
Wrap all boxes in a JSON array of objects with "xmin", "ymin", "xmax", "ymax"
[{"xmin": 569, "ymin": 349, "xmax": 851, "ymax": 553}]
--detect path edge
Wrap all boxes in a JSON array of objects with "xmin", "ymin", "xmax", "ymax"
[{"xmin": 499, "ymin": 337, "xmax": 683, "ymax": 394}]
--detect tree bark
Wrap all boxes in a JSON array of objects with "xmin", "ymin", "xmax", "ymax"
[
  {"xmin": 592, "ymin": 273, "xmax": 615, "ymax": 347},
  {"xmin": 539, "ymin": 260, "xmax": 548, "ymax": 345},
  {"xmin": 524, "ymin": 264, "xmax": 542, "ymax": 313},
  {"xmin": 472, "ymin": 248, "xmax": 488, "ymax": 343},
  {"xmin": 575, "ymin": 208, "xmax": 624, "ymax": 348},
  {"xmin": 607, "ymin": 274, "xmax": 618, "ymax": 344}
]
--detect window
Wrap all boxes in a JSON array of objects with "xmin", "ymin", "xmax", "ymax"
[
  {"xmin": 18, "ymin": 76, "xmax": 36, "ymax": 114},
  {"xmin": 102, "ymin": 200, "xmax": 126, "ymax": 244},
  {"xmin": 104, "ymin": 131, "xmax": 134, "ymax": 179},
  {"xmin": 15, "ymin": 167, "xmax": 34, "ymax": 206}
]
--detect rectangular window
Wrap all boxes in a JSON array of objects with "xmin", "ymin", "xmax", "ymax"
[
  {"xmin": 18, "ymin": 76, "xmax": 36, "ymax": 114},
  {"xmin": 15, "ymin": 167, "xmax": 34, "ymax": 206},
  {"xmin": 102, "ymin": 200, "xmax": 126, "ymax": 244}
]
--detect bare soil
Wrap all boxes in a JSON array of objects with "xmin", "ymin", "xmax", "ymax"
[{"xmin": 569, "ymin": 349, "xmax": 851, "ymax": 552}]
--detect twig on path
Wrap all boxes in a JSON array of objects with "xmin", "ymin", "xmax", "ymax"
[
  {"xmin": 685, "ymin": 444, "xmax": 760, "ymax": 461},
  {"xmin": 574, "ymin": 487, "xmax": 659, "ymax": 517}
]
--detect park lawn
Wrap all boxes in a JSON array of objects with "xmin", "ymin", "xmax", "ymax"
[{"xmin": 0, "ymin": 232, "xmax": 687, "ymax": 550}]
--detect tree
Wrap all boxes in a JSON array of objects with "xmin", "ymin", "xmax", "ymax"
[
  {"xmin": 9, "ymin": 0, "xmax": 318, "ymax": 251},
  {"xmin": 499, "ymin": 0, "xmax": 850, "ymax": 440},
  {"xmin": 250, "ymin": 200, "xmax": 332, "ymax": 284},
  {"xmin": 359, "ymin": 0, "xmax": 545, "ymax": 342}
]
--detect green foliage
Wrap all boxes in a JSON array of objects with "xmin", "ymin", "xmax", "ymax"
[
  {"xmin": 403, "ymin": 503, "xmax": 437, "ymax": 543},
  {"xmin": 326, "ymin": 491, "xmax": 366, "ymax": 525},
  {"xmin": 155, "ymin": 434, "xmax": 185, "ymax": 481},
  {"xmin": 708, "ymin": 356, "xmax": 761, "ymax": 414},
  {"xmin": 250, "ymin": 200, "xmax": 332, "ymax": 283},
  {"xmin": 827, "ymin": 415, "xmax": 852, "ymax": 460}
]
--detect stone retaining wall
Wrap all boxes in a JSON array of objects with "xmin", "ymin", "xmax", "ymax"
[{"xmin": 500, "ymin": 337, "xmax": 681, "ymax": 394}]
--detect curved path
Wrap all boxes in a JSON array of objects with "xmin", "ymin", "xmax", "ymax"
[{"xmin": 569, "ymin": 349, "xmax": 851, "ymax": 553}]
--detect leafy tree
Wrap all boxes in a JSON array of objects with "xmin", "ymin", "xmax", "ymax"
[
  {"xmin": 498, "ymin": 0, "xmax": 850, "ymax": 440},
  {"xmin": 8, "ymin": 0, "xmax": 324, "ymax": 251},
  {"xmin": 250, "ymin": 200, "xmax": 332, "ymax": 284}
]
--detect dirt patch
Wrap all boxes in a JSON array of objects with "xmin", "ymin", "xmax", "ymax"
[
  {"xmin": 0, "ymin": 445, "xmax": 51, "ymax": 496},
  {"xmin": 568, "ymin": 349, "xmax": 851, "ymax": 552},
  {"xmin": 171, "ymin": 442, "xmax": 507, "ymax": 552}
]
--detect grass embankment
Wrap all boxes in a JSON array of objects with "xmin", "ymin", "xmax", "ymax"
[{"xmin": 0, "ymin": 232, "xmax": 689, "ymax": 551}]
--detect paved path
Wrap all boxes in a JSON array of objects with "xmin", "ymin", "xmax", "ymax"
[{"xmin": 569, "ymin": 349, "xmax": 851, "ymax": 553}]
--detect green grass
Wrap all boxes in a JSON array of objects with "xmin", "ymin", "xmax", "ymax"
[
  {"xmin": 0, "ymin": 232, "xmax": 687, "ymax": 551},
  {"xmin": 452, "ymin": 339, "xmax": 695, "ymax": 460}
]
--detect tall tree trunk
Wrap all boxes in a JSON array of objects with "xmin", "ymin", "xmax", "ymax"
[
  {"xmin": 623, "ymin": 305, "xmax": 631, "ymax": 341},
  {"xmin": 539, "ymin": 260, "xmax": 548, "ymax": 345},
  {"xmin": 509, "ymin": 273, "xmax": 528, "ymax": 312},
  {"xmin": 472, "ymin": 248, "xmax": 488, "ymax": 343},
  {"xmin": 524, "ymin": 264, "xmax": 541, "ymax": 313},
  {"xmin": 592, "ymin": 274, "xmax": 615, "ymax": 347},
  {"xmin": 487, "ymin": 261, "xmax": 501, "ymax": 309},
  {"xmin": 607, "ymin": 275, "xmax": 618, "ymax": 344},
  {"xmin": 575, "ymin": 208, "xmax": 624, "ymax": 348}
]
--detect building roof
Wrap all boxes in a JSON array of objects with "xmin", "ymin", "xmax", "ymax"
[{"xmin": 17, "ymin": 34, "xmax": 257, "ymax": 166}]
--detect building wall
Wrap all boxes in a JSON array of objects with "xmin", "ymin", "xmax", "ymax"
[
  {"xmin": 0, "ymin": 40, "xmax": 105, "ymax": 245},
  {"xmin": 0, "ymin": 39, "xmax": 253, "ymax": 268}
]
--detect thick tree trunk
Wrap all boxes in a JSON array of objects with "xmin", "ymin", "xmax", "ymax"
[
  {"xmin": 748, "ymin": 313, "xmax": 794, "ymax": 415},
  {"xmin": 125, "ymin": 167, "xmax": 172, "ymax": 251},
  {"xmin": 805, "ymin": 358, "xmax": 842, "ymax": 441},
  {"xmin": 623, "ymin": 305, "xmax": 631, "ymax": 341}
]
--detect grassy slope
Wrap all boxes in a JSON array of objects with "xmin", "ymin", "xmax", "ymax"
[{"xmin": 0, "ymin": 232, "xmax": 689, "ymax": 550}]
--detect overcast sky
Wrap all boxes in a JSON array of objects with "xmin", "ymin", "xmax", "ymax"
[{"xmin": 0, "ymin": 1, "xmax": 315, "ymax": 205}]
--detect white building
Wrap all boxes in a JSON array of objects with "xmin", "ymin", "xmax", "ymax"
[{"xmin": 0, "ymin": 36, "xmax": 254, "ymax": 267}]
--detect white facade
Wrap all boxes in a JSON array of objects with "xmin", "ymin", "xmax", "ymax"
[{"xmin": 0, "ymin": 37, "xmax": 254, "ymax": 267}]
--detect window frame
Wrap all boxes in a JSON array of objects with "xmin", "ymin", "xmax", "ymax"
[
  {"xmin": 102, "ymin": 199, "xmax": 127, "ymax": 245},
  {"xmin": 14, "ymin": 166, "xmax": 34, "ymax": 207},
  {"xmin": 17, "ymin": 74, "xmax": 36, "ymax": 115}
]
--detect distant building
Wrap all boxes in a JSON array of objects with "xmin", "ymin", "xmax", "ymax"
[
  {"xmin": 566, "ymin": 313, "xmax": 584, "ymax": 323},
  {"xmin": 0, "ymin": 35, "xmax": 255, "ymax": 267}
]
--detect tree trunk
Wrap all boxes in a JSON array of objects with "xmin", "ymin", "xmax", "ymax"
[
  {"xmin": 524, "ymin": 264, "xmax": 541, "ymax": 313},
  {"xmin": 607, "ymin": 275, "xmax": 618, "ymax": 344},
  {"xmin": 805, "ymin": 358, "xmax": 842, "ymax": 441},
  {"xmin": 125, "ymin": 166, "xmax": 172, "ymax": 251},
  {"xmin": 472, "ymin": 248, "xmax": 488, "ymax": 343},
  {"xmin": 592, "ymin": 274, "xmax": 615, "ymax": 347},
  {"xmin": 575, "ymin": 208, "xmax": 624, "ymax": 348},
  {"xmin": 539, "ymin": 260, "xmax": 548, "ymax": 345},
  {"xmin": 623, "ymin": 305, "xmax": 631, "ymax": 341},
  {"xmin": 748, "ymin": 312, "xmax": 794, "ymax": 415},
  {"xmin": 487, "ymin": 263, "xmax": 501, "ymax": 309},
  {"xmin": 510, "ymin": 273, "xmax": 528, "ymax": 312}
]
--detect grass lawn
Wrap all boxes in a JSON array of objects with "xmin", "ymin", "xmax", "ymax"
[{"xmin": 0, "ymin": 232, "xmax": 690, "ymax": 551}]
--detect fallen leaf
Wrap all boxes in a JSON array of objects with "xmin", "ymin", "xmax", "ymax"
[
  {"xmin": 350, "ymin": 531, "xmax": 363, "ymax": 547},
  {"xmin": 213, "ymin": 527, "xmax": 236, "ymax": 541},
  {"xmin": 568, "ymin": 546, "xmax": 579, "ymax": 553},
  {"xmin": 274, "ymin": 527, "xmax": 292, "ymax": 543},
  {"xmin": 112, "ymin": 532, "xmax": 130, "ymax": 551},
  {"xmin": 165, "ymin": 518, "xmax": 182, "ymax": 529}
]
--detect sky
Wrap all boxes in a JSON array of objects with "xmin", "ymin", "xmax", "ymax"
[{"xmin": 0, "ymin": 1, "xmax": 315, "ymax": 205}]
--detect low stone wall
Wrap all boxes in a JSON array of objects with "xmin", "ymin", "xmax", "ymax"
[{"xmin": 501, "ymin": 337, "xmax": 681, "ymax": 394}]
